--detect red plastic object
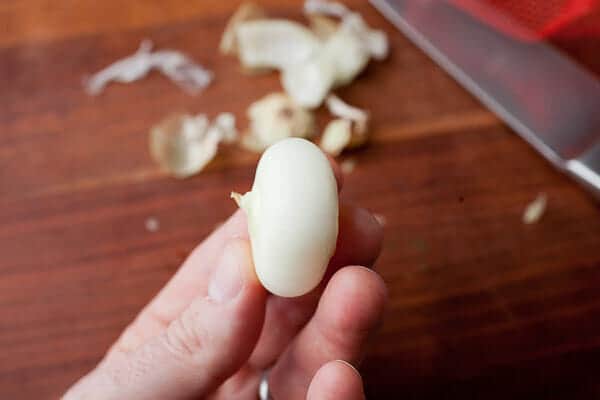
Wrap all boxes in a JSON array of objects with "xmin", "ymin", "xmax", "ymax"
[{"xmin": 449, "ymin": 0, "xmax": 600, "ymax": 40}]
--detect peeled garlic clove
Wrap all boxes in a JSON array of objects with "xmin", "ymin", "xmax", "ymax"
[
  {"xmin": 320, "ymin": 119, "xmax": 352, "ymax": 156},
  {"xmin": 233, "ymin": 138, "xmax": 339, "ymax": 297},
  {"xmin": 243, "ymin": 92, "xmax": 315, "ymax": 152},
  {"xmin": 220, "ymin": 2, "xmax": 267, "ymax": 55},
  {"xmin": 236, "ymin": 20, "xmax": 321, "ymax": 70},
  {"xmin": 281, "ymin": 54, "xmax": 336, "ymax": 108}
]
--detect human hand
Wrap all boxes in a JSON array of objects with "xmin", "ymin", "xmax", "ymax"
[{"xmin": 63, "ymin": 165, "xmax": 386, "ymax": 400}]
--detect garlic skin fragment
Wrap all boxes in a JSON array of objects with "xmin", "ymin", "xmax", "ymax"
[
  {"xmin": 282, "ymin": 18, "xmax": 371, "ymax": 107},
  {"xmin": 244, "ymin": 93, "xmax": 315, "ymax": 152},
  {"xmin": 303, "ymin": 1, "xmax": 389, "ymax": 61},
  {"xmin": 374, "ymin": 213, "xmax": 387, "ymax": 227},
  {"xmin": 85, "ymin": 40, "xmax": 213, "ymax": 96},
  {"xmin": 307, "ymin": 15, "xmax": 339, "ymax": 40},
  {"xmin": 235, "ymin": 20, "xmax": 321, "ymax": 70},
  {"xmin": 220, "ymin": 2, "xmax": 267, "ymax": 55},
  {"xmin": 320, "ymin": 119, "xmax": 352, "ymax": 156},
  {"xmin": 282, "ymin": 13, "xmax": 389, "ymax": 106},
  {"xmin": 232, "ymin": 138, "xmax": 339, "ymax": 297},
  {"xmin": 340, "ymin": 158, "xmax": 356, "ymax": 174},
  {"xmin": 281, "ymin": 55, "xmax": 337, "ymax": 109},
  {"xmin": 365, "ymin": 28, "xmax": 389, "ymax": 61},
  {"xmin": 324, "ymin": 24, "xmax": 371, "ymax": 87},
  {"xmin": 341, "ymin": 13, "xmax": 389, "ymax": 61},
  {"xmin": 321, "ymin": 95, "xmax": 370, "ymax": 154},
  {"xmin": 305, "ymin": 0, "xmax": 389, "ymax": 60},
  {"xmin": 326, "ymin": 94, "xmax": 370, "ymax": 135},
  {"xmin": 304, "ymin": 0, "xmax": 350, "ymax": 19},
  {"xmin": 150, "ymin": 112, "xmax": 237, "ymax": 178},
  {"xmin": 145, "ymin": 217, "xmax": 160, "ymax": 233},
  {"xmin": 523, "ymin": 193, "xmax": 547, "ymax": 224},
  {"xmin": 210, "ymin": 112, "xmax": 238, "ymax": 144},
  {"xmin": 230, "ymin": 2, "xmax": 389, "ymax": 108}
]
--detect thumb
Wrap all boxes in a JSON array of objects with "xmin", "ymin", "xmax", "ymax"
[
  {"xmin": 307, "ymin": 360, "xmax": 365, "ymax": 400},
  {"xmin": 64, "ymin": 239, "xmax": 266, "ymax": 400}
]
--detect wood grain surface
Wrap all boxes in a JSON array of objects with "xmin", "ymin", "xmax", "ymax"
[{"xmin": 1, "ymin": 1, "xmax": 600, "ymax": 398}]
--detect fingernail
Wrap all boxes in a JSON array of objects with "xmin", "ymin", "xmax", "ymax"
[
  {"xmin": 208, "ymin": 240, "xmax": 246, "ymax": 303},
  {"xmin": 335, "ymin": 359, "xmax": 360, "ymax": 376}
]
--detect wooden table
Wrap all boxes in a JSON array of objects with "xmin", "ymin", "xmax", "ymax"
[{"xmin": 1, "ymin": 1, "xmax": 599, "ymax": 398}]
